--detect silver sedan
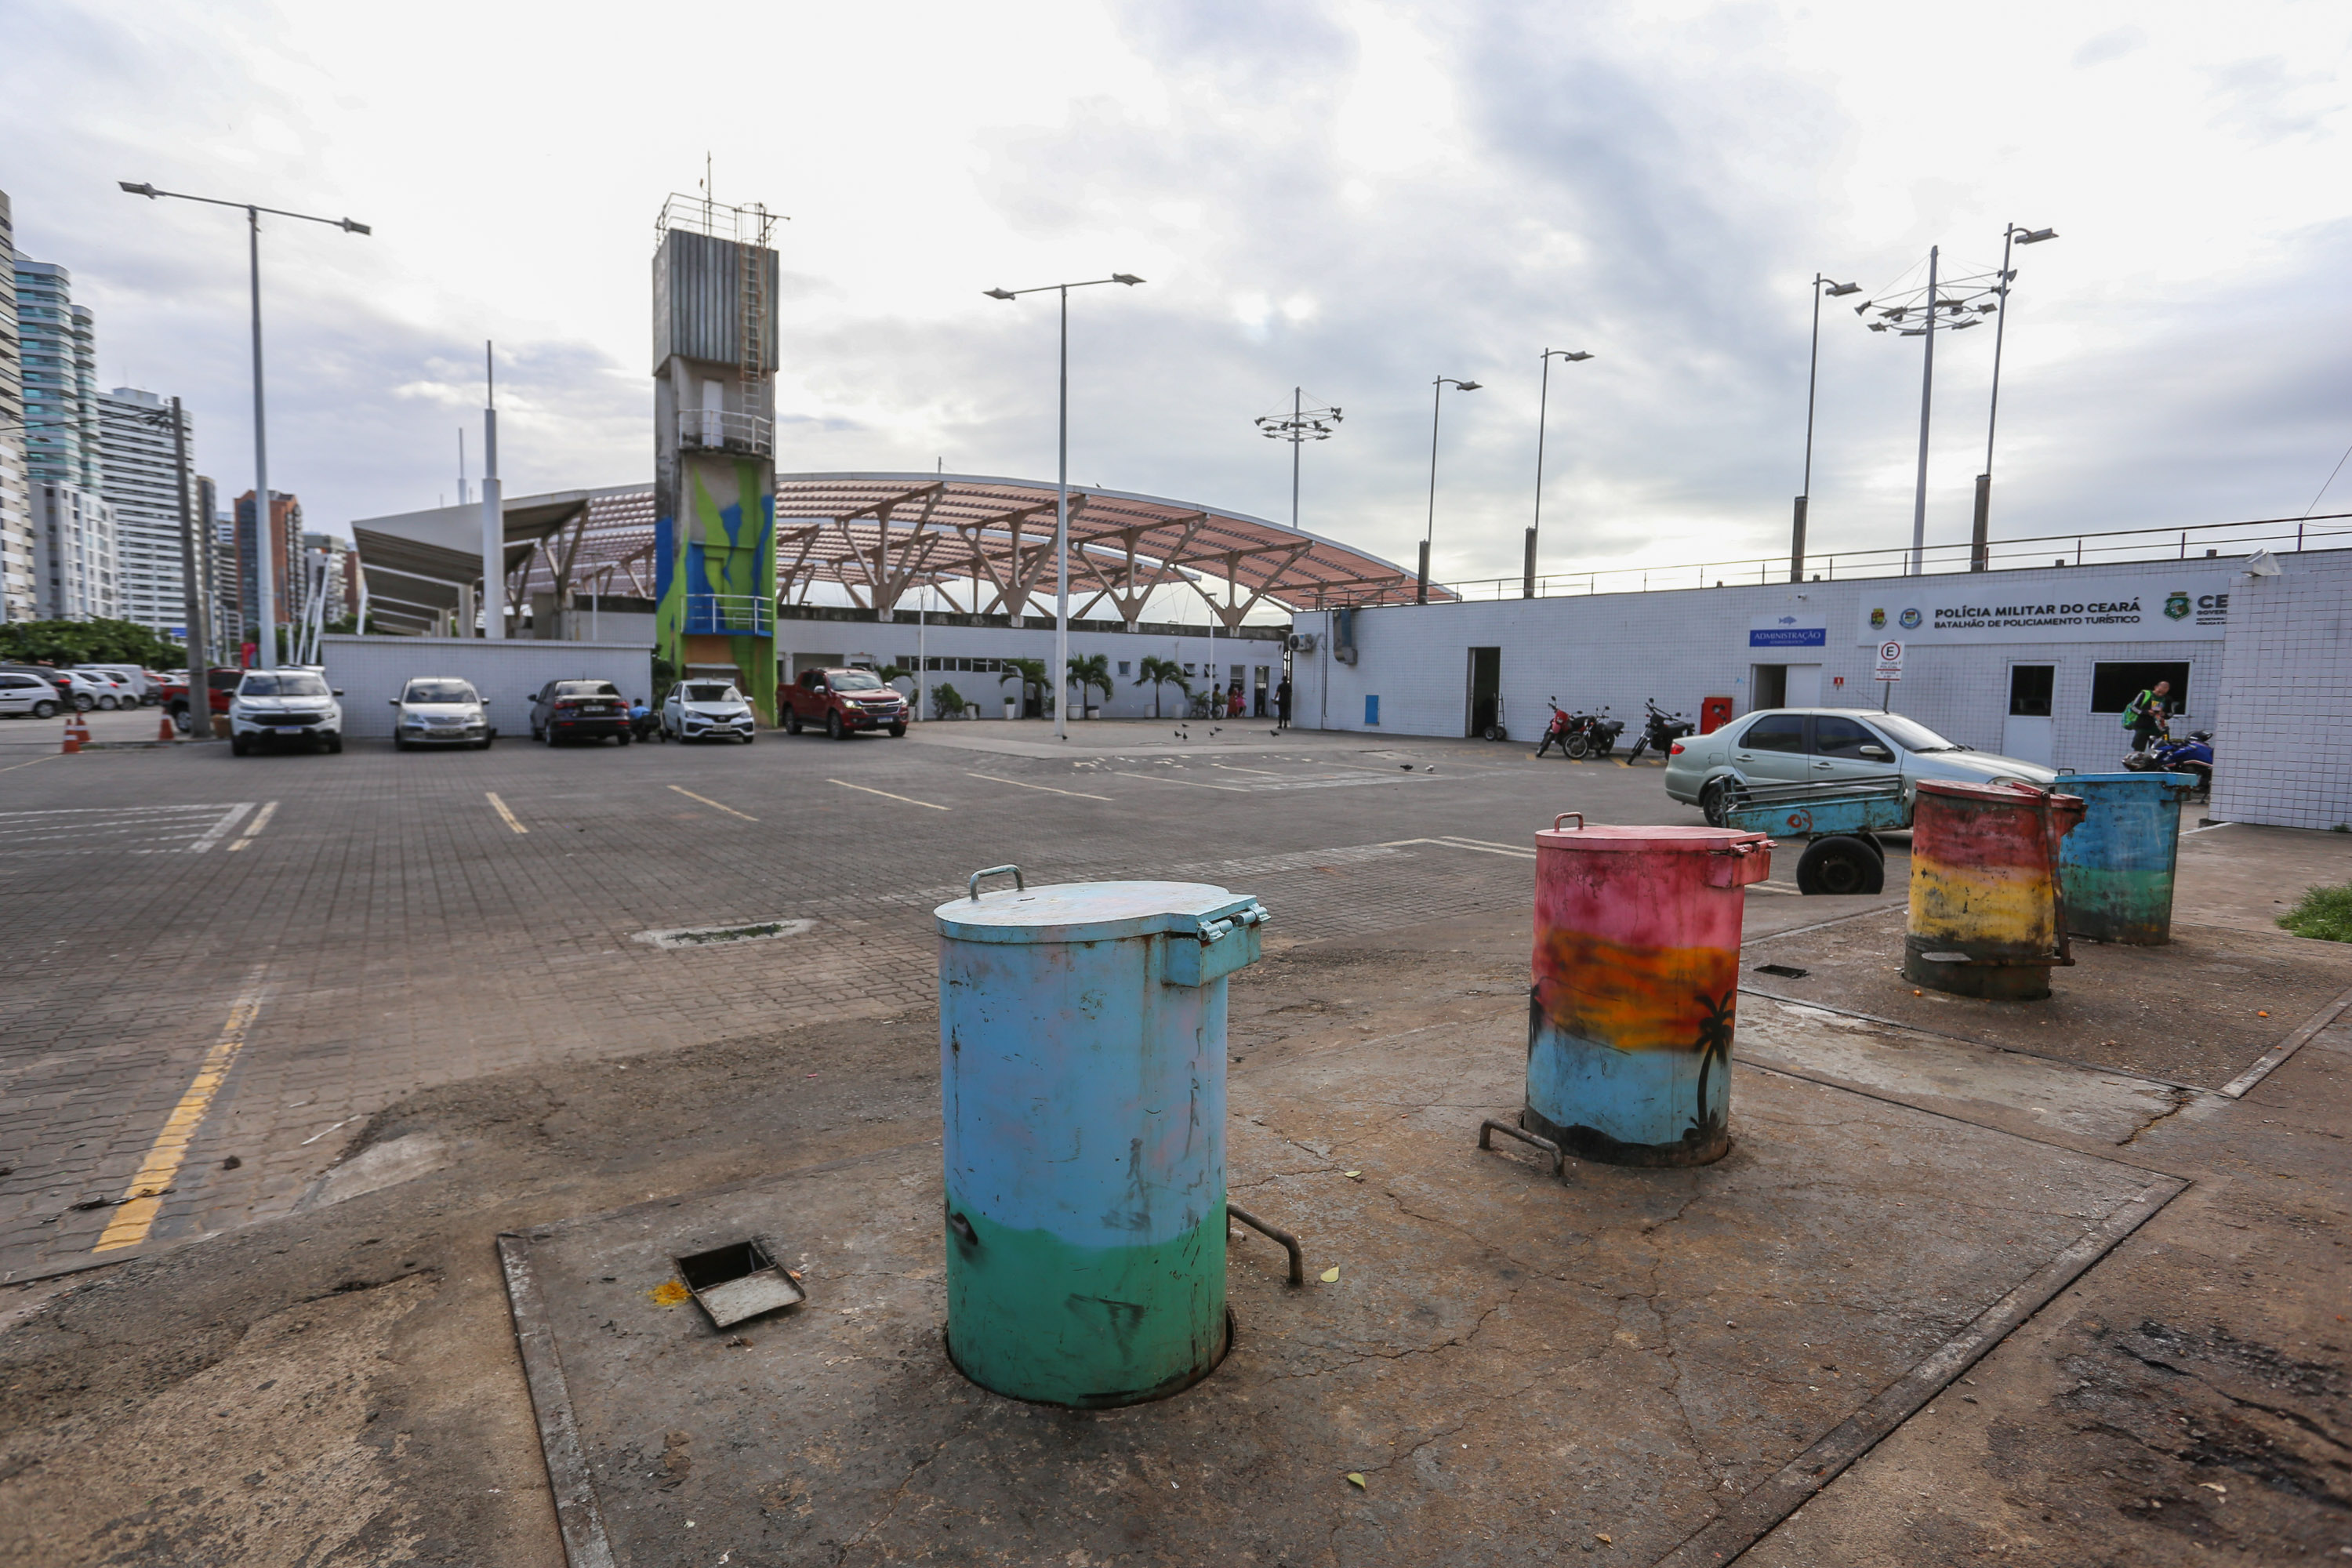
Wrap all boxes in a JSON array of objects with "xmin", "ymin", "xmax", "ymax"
[{"xmin": 1664, "ymin": 707, "xmax": 2056, "ymax": 825}]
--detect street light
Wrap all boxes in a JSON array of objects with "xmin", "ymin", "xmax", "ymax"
[
  {"xmin": 1254, "ymin": 389, "xmax": 1342, "ymax": 531},
  {"xmin": 121, "ymin": 180, "xmax": 370, "ymax": 668},
  {"xmin": 1793, "ymin": 276, "xmax": 1860, "ymax": 583},
  {"xmin": 983, "ymin": 272, "xmax": 1144, "ymax": 739},
  {"xmin": 1852, "ymin": 248, "xmax": 2005, "ymax": 575},
  {"xmin": 1973, "ymin": 224, "xmax": 2057, "ymax": 570},
  {"xmin": 1528, "ymin": 349, "xmax": 1593, "ymax": 598},
  {"xmin": 1421, "ymin": 376, "xmax": 1480, "ymax": 604}
]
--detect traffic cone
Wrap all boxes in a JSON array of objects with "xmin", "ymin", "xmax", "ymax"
[
  {"xmin": 158, "ymin": 711, "xmax": 177, "ymax": 742},
  {"xmin": 61, "ymin": 711, "xmax": 89, "ymax": 753}
]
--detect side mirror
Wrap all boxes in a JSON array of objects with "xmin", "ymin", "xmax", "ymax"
[
  {"xmin": 332, "ymin": 688, "xmax": 344, "ymax": 697},
  {"xmin": 1858, "ymin": 744, "xmax": 1890, "ymax": 760},
  {"xmin": 388, "ymin": 699, "xmax": 400, "ymax": 706}
]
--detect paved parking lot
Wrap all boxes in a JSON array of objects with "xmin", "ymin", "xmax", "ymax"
[{"xmin": 2, "ymin": 717, "xmax": 1809, "ymax": 1283}]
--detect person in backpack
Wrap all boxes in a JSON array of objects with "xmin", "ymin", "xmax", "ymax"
[{"xmin": 2122, "ymin": 679, "xmax": 2172, "ymax": 751}]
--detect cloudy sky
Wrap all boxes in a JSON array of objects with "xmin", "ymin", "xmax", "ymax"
[{"xmin": 5, "ymin": 0, "xmax": 2348, "ymax": 611}]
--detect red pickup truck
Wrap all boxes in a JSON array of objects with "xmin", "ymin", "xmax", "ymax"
[
  {"xmin": 783, "ymin": 666, "xmax": 909, "ymax": 739},
  {"xmin": 159, "ymin": 667, "xmax": 245, "ymax": 734}
]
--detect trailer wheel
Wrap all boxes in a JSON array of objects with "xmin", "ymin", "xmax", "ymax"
[{"xmin": 1795, "ymin": 835, "xmax": 1885, "ymax": 896}]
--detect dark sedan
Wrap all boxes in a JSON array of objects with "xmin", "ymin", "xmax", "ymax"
[{"xmin": 528, "ymin": 679, "xmax": 633, "ymax": 745}]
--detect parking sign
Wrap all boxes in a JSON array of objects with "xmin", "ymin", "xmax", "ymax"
[{"xmin": 1875, "ymin": 641, "xmax": 1904, "ymax": 682}]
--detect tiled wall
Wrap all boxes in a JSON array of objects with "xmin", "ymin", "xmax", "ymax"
[{"xmin": 2211, "ymin": 553, "xmax": 2352, "ymax": 830}]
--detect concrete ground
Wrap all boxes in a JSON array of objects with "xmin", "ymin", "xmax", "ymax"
[{"xmin": 1, "ymin": 717, "xmax": 2347, "ymax": 1566}]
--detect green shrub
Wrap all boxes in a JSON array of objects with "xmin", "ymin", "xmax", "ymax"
[
  {"xmin": 2278, "ymin": 883, "xmax": 2352, "ymax": 942},
  {"xmin": 931, "ymin": 682, "xmax": 966, "ymax": 720}
]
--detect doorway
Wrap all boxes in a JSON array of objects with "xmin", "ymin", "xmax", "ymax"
[
  {"xmin": 2002, "ymin": 663, "xmax": 2056, "ymax": 765},
  {"xmin": 1751, "ymin": 664, "xmax": 1785, "ymax": 710},
  {"xmin": 1253, "ymin": 665, "xmax": 1270, "ymax": 717},
  {"xmin": 1467, "ymin": 647, "xmax": 1501, "ymax": 738}
]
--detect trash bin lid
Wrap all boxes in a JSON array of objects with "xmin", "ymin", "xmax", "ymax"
[
  {"xmin": 2050, "ymin": 771, "xmax": 2199, "ymax": 788},
  {"xmin": 935, "ymin": 880, "xmax": 1261, "ymax": 945},
  {"xmin": 1533, "ymin": 822, "xmax": 1769, "ymax": 855},
  {"xmin": 1916, "ymin": 779, "xmax": 2082, "ymax": 807}
]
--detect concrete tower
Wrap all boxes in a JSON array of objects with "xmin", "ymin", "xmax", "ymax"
[{"xmin": 652, "ymin": 194, "xmax": 779, "ymax": 723}]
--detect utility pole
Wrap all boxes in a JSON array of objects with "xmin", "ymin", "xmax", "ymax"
[
  {"xmin": 1973, "ymin": 224, "xmax": 2058, "ymax": 569},
  {"xmin": 481, "ymin": 343, "xmax": 503, "ymax": 637},
  {"xmin": 168, "ymin": 397, "xmax": 213, "ymax": 725},
  {"xmin": 1795, "ymin": 276, "xmax": 1860, "ymax": 582},
  {"xmin": 1530, "ymin": 349, "xmax": 1592, "ymax": 597}
]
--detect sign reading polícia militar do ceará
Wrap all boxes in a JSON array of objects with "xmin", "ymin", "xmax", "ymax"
[{"xmin": 1853, "ymin": 573, "xmax": 2231, "ymax": 646}]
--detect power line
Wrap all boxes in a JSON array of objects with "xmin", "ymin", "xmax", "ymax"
[{"xmin": 2302, "ymin": 437, "xmax": 2352, "ymax": 519}]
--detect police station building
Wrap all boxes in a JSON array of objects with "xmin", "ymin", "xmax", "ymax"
[{"xmin": 1290, "ymin": 545, "xmax": 2352, "ymax": 832}]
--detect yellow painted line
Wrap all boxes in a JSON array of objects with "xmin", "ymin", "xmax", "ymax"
[
  {"xmin": 1111, "ymin": 770, "xmax": 1249, "ymax": 793},
  {"xmin": 0, "ymin": 752, "xmax": 63, "ymax": 774},
  {"xmin": 93, "ymin": 973, "xmax": 269, "ymax": 1253},
  {"xmin": 828, "ymin": 778, "xmax": 949, "ymax": 811},
  {"xmin": 668, "ymin": 784, "xmax": 759, "ymax": 822},
  {"xmin": 486, "ymin": 791, "xmax": 528, "ymax": 833},
  {"xmin": 225, "ymin": 799, "xmax": 278, "ymax": 851},
  {"xmin": 965, "ymin": 771, "xmax": 1112, "ymax": 801}
]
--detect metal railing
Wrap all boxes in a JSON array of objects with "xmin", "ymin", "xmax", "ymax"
[
  {"xmin": 684, "ymin": 593, "xmax": 773, "ymax": 636},
  {"xmin": 1440, "ymin": 511, "xmax": 2352, "ymax": 602},
  {"xmin": 677, "ymin": 408, "xmax": 773, "ymax": 458}
]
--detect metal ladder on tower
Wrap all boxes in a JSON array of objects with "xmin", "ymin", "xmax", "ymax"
[{"xmin": 736, "ymin": 203, "xmax": 770, "ymax": 448}]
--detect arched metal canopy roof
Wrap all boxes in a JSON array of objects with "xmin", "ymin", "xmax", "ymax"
[{"xmin": 354, "ymin": 474, "xmax": 1441, "ymax": 631}]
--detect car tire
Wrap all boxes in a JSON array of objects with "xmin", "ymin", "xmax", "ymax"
[
  {"xmin": 230, "ymin": 735, "xmax": 250, "ymax": 757},
  {"xmin": 616, "ymin": 731, "xmax": 630, "ymax": 746},
  {"xmin": 394, "ymin": 736, "xmax": 410, "ymax": 752},
  {"xmin": 32, "ymin": 699, "xmax": 57, "ymax": 720},
  {"xmin": 826, "ymin": 711, "xmax": 844, "ymax": 741},
  {"xmin": 786, "ymin": 710, "xmax": 803, "ymax": 735},
  {"xmin": 72, "ymin": 695, "xmax": 94, "ymax": 713},
  {"xmin": 888, "ymin": 724, "xmax": 906, "ymax": 739},
  {"xmin": 1795, "ymin": 835, "xmax": 1885, "ymax": 896},
  {"xmin": 1699, "ymin": 779, "xmax": 1749, "ymax": 828},
  {"xmin": 744, "ymin": 730, "xmax": 757, "ymax": 744},
  {"xmin": 477, "ymin": 735, "xmax": 494, "ymax": 750},
  {"xmin": 325, "ymin": 733, "xmax": 343, "ymax": 755}
]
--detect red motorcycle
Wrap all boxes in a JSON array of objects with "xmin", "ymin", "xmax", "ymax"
[{"xmin": 1534, "ymin": 697, "xmax": 1576, "ymax": 758}]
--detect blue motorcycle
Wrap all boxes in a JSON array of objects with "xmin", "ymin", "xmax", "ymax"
[{"xmin": 2125, "ymin": 729, "xmax": 2212, "ymax": 794}]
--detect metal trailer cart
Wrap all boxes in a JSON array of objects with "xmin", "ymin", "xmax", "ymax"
[{"xmin": 1719, "ymin": 779, "xmax": 1909, "ymax": 895}]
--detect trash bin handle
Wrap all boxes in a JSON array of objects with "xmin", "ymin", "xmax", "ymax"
[
  {"xmin": 1552, "ymin": 812, "xmax": 1584, "ymax": 832},
  {"xmin": 967, "ymin": 864, "xmax": 1025, "ymax": 901}
]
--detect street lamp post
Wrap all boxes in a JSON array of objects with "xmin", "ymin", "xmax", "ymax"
[
  {"xmin": 984, "ymin": 273, "xmax": 1144, "ymax": 740},
  {"xmin": 1794, "ymin": 276, "xmax": 1860, "ymax": 583},
  {"xmin": 120, "ymin": 181, "xmax": 369, "ymax": 669},
  {"xmin": 1254, "ymin": 388, "xmax": 1342, "ymax": 530},
  {"xmin": 1973, "ymin": 225, "xmax": 2057, "ymax": 570},
  {"xmin": 1528, "ymin": 350, "xmax": 1592, "ymax": 597},
  {"xmin": 1854, "ymin": 249, "xmax": 2002, "ymax": 576},
  {"xmin": 1421, "ymin": 376, "xmax": 1481, "ymax": 604}
]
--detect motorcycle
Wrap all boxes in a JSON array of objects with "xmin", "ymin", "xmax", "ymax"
[
  {"xmin": 1534, "ymin": 698, "xmax": 1576, "ymax": 758},
  {"xmin": 1623, "ymin": 698, "xmax": 1694, "ymax": 764},
  {"xmin": 2125, "ymin": 729, "xmax": 2213, "ymax": 794},
  {"xmin": 1569, "ymin": 709, "xmax": 1624, "ymax": 760}
]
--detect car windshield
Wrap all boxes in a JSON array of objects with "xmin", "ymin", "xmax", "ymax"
[
  {"xmin": 684, "ymin": 684, "xmax": 738, "ymax": 702},
  {"xmin": 240, "ymin": 673, "xmax": 329, "ymax": 698},
  {"xmin": 403, "ymin": 681, "xmax": 477, "ymax": 703},
  {"xmin": 1868, "ymin": 713, "xmax": 1962, "ymax": 753},
  {"xmin": 554, "ymin": 681, "xmax": 620, "ymax": 697},
  {"xmin": 831, "ymin": 670, "xmax": 884, "ymax": 691}
]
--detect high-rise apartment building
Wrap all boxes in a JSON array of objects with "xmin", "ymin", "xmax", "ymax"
[
  {"xmin": 198, "ymin": 477, "xmax": 237, "ymax": 662},
  {"xmin": 33, "ymin": 481, "xmax": 118, "ymax": 619},
  {"xmin": 234, "ymin": 489, "xmax": 303, "ymax": 644},
  {"xmin": 13, "ymin": 246, "xmax": 114, "ymax": 622},
  {"xmin": 0, "ymin": 191, "xmax": 37, "ymax": 620},
  {"xmin": 99, "ymin": 387, "xmax": 201, "ymax": 636}
]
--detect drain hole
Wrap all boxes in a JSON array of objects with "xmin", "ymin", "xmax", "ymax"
[
  {"xmin": 1753, "ymin": 964, "xmax": 1810, "ymax": 979},
  {"xmin": 673, "ymin": 1238, "xmax": 807, "ymax": 1328},
  {"xmin": 633, "ymin": 917, "xmax": 814, "ymax": 950}
]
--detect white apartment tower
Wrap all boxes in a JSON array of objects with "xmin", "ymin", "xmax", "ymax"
[{"xmin": 99, "ymin": 387, "xmax": 199, "ymax": 635}]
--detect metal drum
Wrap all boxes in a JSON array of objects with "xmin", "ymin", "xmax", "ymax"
[
  {"xmin": 1524, "ymin": 817, "xmax": 1772, "ymax": 1167},
  {"xmin": 2058, "ymin": 772, "xmax": 2199, "ymax": 945},
  {"xmin": 935, "ymin": 869, "xmax": 1267, "ymax": 1408},
  {"xmin": 1903, "ymin": 780, "xmax": 2086, "ymax": 1000}
]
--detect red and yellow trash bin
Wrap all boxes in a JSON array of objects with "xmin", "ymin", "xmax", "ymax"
[{"xmin": 1903, "ymin": 779, "xmax": 2086, "ymax": 1000}]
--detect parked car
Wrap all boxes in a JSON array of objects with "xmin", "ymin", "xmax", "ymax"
[
  {"xmin": 59, "ymin": 669, "xmax": 137, "ymax": 710},
  {"xmin": 391, "ymin": 677, "xmax": 494, "ymax": 751},
  {"xmin": 528, "ymin": 679, "xmax": 632, "ymax": 745},
  {"xmin": 158, "ymin": 667, "xmax": 245, "ymax": 734},
  {"xmin": 0, "ymin": 670, "xmax": 62, "ymax": 718},
  {"xmin": 229, "ymin": 669, "xmax": 344, "ymax": 756},
  {"xmin": 661, "ymin": 680, "xmax": 757, "ymax": 744},
  {"xmin": 783, "ymin": 666, "xmax": 908, "ymax": 739},
  {"xmin": 1663, "ymin": 707, "xmax": 2058, "ymax": 826},
  {"xmin": 72, "ymin": 664, "xmax": 160, "ymax": 705},
  {"xmin": 48, "ymin": 670, "xmax": 116, "ymax": 712}
]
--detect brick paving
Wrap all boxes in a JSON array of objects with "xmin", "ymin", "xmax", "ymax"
[{"xmin": 0, "ymin": 722, "xmax": 1727, "ymax": 1280}]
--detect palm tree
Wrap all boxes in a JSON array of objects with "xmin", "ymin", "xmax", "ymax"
[
  {"xmin": 1134, "ymin": 655, "xmax": 1191, "ymax": 719},
  {"xmin": 998, "ymin": 657, "xmax": 1050, "ymax": 717},
  {"xmin": 1066, "ymin": 654, "xmax": 1112, "ymax": 718}
]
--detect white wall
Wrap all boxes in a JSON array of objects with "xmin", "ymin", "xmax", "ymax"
[
  {"xmin": 2211, "ymin": 551, "xmax": 2352, "ymax": 830},
  {"xmin": 1292, "ymin": 554, "xmax": 2292, "ymax": 782},
  {"xmin": 321, "ymin": 635, "xmax": 652, "ymax": 739},
  {"xmin": 778, "ymin": 622, "xmax": 1287, "ymax": 720}
]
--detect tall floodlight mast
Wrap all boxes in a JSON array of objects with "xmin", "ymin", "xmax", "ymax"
[
  {"xmin": 1254, "ymin": 388, "xmax": 1342, "ymax": 532},
  {"xmin": 1851, "ymin": 249, "xmax": 2005, "ymax": 575}
]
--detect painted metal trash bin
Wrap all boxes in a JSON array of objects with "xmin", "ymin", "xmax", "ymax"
[
  {"xmin": 935, "ymin": 868, "xmax": 1268, "ymax": 1408},
  {"xmin": 1524, "ymin": 816, "xmax": 1772, "ymax": 1167},
  {"xmin": 2057, "ymin": 772, "xmax": 2199, "ymax": 945},
  {"xmin": 1903, "ymin": 779, "xmax": 2086, "ymax": 1000}
]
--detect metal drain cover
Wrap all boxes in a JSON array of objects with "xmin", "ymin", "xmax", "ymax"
[
  {"xmin": 674, "ymin": 1239, "xmax": 806, "ymax": 1328},
  {"xmin": 1753, "ymin": 963, "xmax": 1810, "ymax": 979}
]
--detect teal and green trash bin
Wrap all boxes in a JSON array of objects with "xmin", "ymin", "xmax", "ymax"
[{"xmin": 2056, "ymin": 771, "xmax": 2200, "ymax": 945}]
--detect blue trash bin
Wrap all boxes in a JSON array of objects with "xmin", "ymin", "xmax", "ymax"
[
  {"xmin": 935, "ymin": 869, "xmax": 1267, "ymax": 1407},
  {"xmin": 2056, "ymin": 771, "xmax": 2200, "ymax": 944}
]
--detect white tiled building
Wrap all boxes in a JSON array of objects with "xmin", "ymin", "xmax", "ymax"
[
  {"xmin": 98, "ymin": 387, "xmax": 199, "ymax": 636},
  {"xmin": 33, "ymin": 480, "xmax": 118, "ymax": 620}
]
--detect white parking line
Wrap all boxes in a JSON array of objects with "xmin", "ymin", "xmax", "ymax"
[
  {"xmin": 486, "ymin": 792, "xmax": 528, "ymax": 833},
  {"xmin": 1112, "ymin": 771, "xmax": 1249, "ymax": 793},
  {"xmin": 184, "ymin": 803, "xmax": 255, "ymax": 853},
  {"xmin": 668, "ymin": 784, "xmax": 758, "ymax": 822},
  {"xmin": 829, "ymin": 778, "xmax": 949, "ymax": 811},
  {"xmin": 965, "ymin": 772, "xmax": 1112, "ymax": 801},
  {"xmin": 226, "ymin": 800, "xmax": 278, "ymax": 851}
]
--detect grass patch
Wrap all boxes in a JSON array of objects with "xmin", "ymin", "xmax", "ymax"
[{"xmin": 2278, "ymin": 883, "xmax": 2352, "ymax": 942}]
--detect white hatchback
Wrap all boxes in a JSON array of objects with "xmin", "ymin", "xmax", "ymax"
[{"xmin": 662, "ymin": 681, "xmax": 757, "ymax": 744}]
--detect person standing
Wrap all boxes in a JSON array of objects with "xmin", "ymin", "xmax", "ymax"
[
  {"xmin": 1276, "ymin": 677, "xmax": 1293, "ymax": 731},
  {"xmin": 2123, "ymin": 678, "xmax": 2172, "ymax": 752}
]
